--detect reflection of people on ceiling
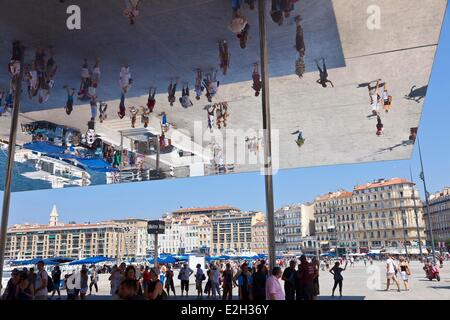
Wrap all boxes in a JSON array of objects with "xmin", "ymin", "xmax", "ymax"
[
  {"xmin": 206, "ymin": 105, "xmax": 216, "ymax": 131},
  {"xmin": 168, "ymin": 79, "xmax": 177, "ymax": 107},
  {"xmin": 315, "ymin": 58, "xmax": 334, "ymax": 88},
  {"xmin": 141, "ymin": 105, "xmax": 149, "ymax": 128},
  {"xmin": 203, "ymin": 70, "xmax": 220, "ymax": 103},
  {"xmin": 244, "ymin": 0, "xmax": 256, "ymax": 10},
  {"xmin": 252, "ymin": 63, "xmax": 262, "ymax": 97},
  {"xmin": 147, "ymin": 87, "xmax": 156, "ymax": 112},
  {"xmin": 90, "ymin": 96, "xmax": 98, "ymax": 120},
  {"xmin": 229, "ymin": 1, "xmax": 250, "ymax": 49},
  {"xmin": 119, "ymin": 65, "xmax": 132, "ymax": 94},
  {"xmin": 366, "ymin": 80, "xmax": 383, "ymax": 116},
  {"xmin": 292, "ymin": 130, "xmax": 305, "ymax": 148},
  {"xmin": 25, "ymin": 62, "xmax": 39, "ymax": 99},
  {"xmin": 118, "ymin": 93, "xmax": 126, "ymax": 119},
  {"xmin": 195, "ymin": 69, "xmax": 204, "ymax": 101},
  {"xmin": 216, "ymin": 102, "xmax": 229, "ymax": 129},
  {"xmin": 63, "ymin": 86, "xmax": 75, "ymax": 115},
  {"xmin": 130, "ymin": 106, "xmax": 138, "ymax": 128},
  {"xmin": 0, "ymin": 90, "xmax": 6, "ymax": 116},
  {"xmin": 409, "ymin": 127, "xmax": 418, "ymax": 143},
  {"xmin": 99, "ymin": 102, "xmax": 108, "ymax": 123},
  {"xmin": 92, "ymin": 57, "xmax": 101, "ymax": 88},
  {"xmin": 271, "ymin": 0, "xmax": 298, "ymax": 25},
  {"xmin": 179, "ymin": 83, "xmax": 194, "ymax": 109},
  {"xmin": 123, "ymin": 0, "xmax": 140, "ymax": 25},
  {"xmin": 376, "ymin": 116, "xmax": 384, "ymax": 136},
  {"xmin": 219, "ymin": 40, "xmax": 231, "ymax": 75},
  {"xmin": 382, "ymin": 83, "xmax": 393, "ymax": 113},
  {"xmin": 295, "ymin": 14, "xmax": 305, "ymax": 79}
]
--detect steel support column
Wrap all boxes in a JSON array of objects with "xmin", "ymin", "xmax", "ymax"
[
  {"xmin": 258, "ymin": 0, "xmax": 276, "ymax": 269},
  {"xmin": 0, "ymin": 42, "xmax": 25, "ymax": 293}
]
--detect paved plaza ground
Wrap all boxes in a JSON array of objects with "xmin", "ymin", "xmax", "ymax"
[{"xmin": 27, "ymin": 260, "xmax": 449, "ymax": 301}]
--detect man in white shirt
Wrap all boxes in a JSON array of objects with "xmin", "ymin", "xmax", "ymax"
[
  {"xmin": 385, "ymin": 255, "xmax": 400, "ymax": 292},
  {"xmin": 34, "ymin": 261, "xmax": 49, "ymax": 300},
  {"xmin": 266, "ymin": 267, "xmax": 285, "ymax": 300}
]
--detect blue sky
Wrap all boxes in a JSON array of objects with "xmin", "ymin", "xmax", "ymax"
[{"xmin": 2, "ymin": 8, "xmax": 450, "ymax": 226}]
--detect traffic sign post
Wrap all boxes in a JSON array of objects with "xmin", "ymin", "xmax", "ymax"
[{"xmin": 147, "ymin": 220, "xmax": 165, "ymax": 268}]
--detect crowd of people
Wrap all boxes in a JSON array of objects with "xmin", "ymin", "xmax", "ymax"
[{"xmin": 2, "ymin": 252, "xmax": 448, "ymax": 301}]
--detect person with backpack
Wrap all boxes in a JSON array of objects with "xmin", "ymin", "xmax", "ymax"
[
  {"xmin": 51, "ymin": 265, "xmax": 61, "ymax": 299},
  {"xmin": 282, "ymin": 260, "xmax": 297, "ymax": 300},
  {"xmin": 195, "ymin": 263, "xmax": 206, "ymax": 298},
  {"xmin": 233, "ymin": 263, "xmax": 253, "ymax": 301},
  {"xmin": 34, "ymin": 260, "xmax": 49, "ymax": 300},
  {"xmin": 178, "ymin": 263, "xmax": 194, "ymax": 297}
]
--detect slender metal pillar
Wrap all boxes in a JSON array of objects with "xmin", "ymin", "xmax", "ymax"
[
  {"xmin": 0, "ymin": 42, "xmax": 25, "ymax": 293},
  {"xmin": 258, "ymin": 0, "xmax": 276, "ymax": 269},
  {"xmin": 154, "ymin": 233, "xmax": 159, "ymax": 269},
  {"xmin": 400, "ymin": 206, "xmax": 409, "ymax": 259},
  {"xmin": 418, "ymin": 139, "xmax": 436, "ymax": 264},
  {"xmin": 156, "ymin": 135, "xmax": 160, "ymax": 177},
  {"xmin": 410, "ymin": 167, "xmax": 423, "ymax": 260}
]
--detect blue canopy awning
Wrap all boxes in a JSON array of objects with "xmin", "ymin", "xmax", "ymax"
[
  {"xmin": 24, "ymin": 141, "xmax": 67, "ymax": 154},
  {"xmin": 69, "ymin": 256, "xmax": 115, "ymax": 265},
  {"xmin": 148, "ymin": 256, "xmax": 177, "ymax": 264}
]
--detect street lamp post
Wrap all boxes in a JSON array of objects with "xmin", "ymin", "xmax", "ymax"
[
  {"xmin": 418, "ymin": 138, "xmax": 437, "ymax": 264},
  {"xmin": 410, "ymin": 167, "xmax": 424, "ymax": 260},
  {"xmin": 400, "ymin": 207, "xmax": 409, "ymax": 259}
]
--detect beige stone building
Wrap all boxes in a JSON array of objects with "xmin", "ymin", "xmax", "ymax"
[
  {"xmin": 426, "ymin": 187, "xmax": 450, "ymax": 246},
  {"xmin": 313, "ymin": 178, "xmax": 427, "ymax": 254},
  {"xmin": 352, "ymin": 178, "xmax": 426, "ymax": 253},
  {"xmin": 156, "ymin": 214, "xmax": 211, "ymax": 254},
  {"xmin": 210, "ymin": 210, "xmax": 264, "ymax": 255},
  {"xmin": 274, "ymin": 204, "xmax": 315, "ymax": 254},
  {"xmin": 112, "ymin": 218, "xmax": 149, "ymax": 260},
  {"xmin": 5, "ymin": 206, "xmax": 126, "ymax": 261},
  {"xmin": 251, "ymin": 220, "xmax": 268, "ymax": 254},
  {"xmin": 314, "ymin": 191, "xmax": 352, "ymax": 253}
]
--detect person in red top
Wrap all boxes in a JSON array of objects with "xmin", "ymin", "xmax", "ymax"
[
  {"xmin": 295, "ymin": 255, "xmax": 314, "ymax": 300},
  {"xmin": 147, "ymin": 87, "xmax": 156, "ymax": 113},
  {"xmin": 142, "ymin": 266, "xmax": 151, "ymax": 292},
  {"xmin": 252, "ymin": 63, "xmax": 262, "ymax": 97}
]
